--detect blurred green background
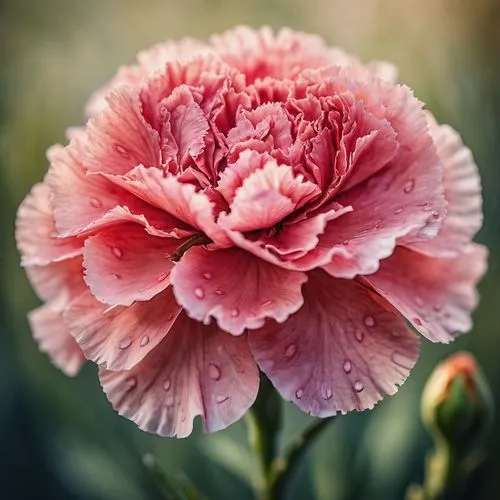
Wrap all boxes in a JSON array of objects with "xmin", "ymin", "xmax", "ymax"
[{"xmin": 1, "ymin": 0, "xmax": 499, "ymax": 499}]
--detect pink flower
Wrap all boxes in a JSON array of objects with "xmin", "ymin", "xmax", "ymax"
[{"xmin": 16, "ymin": 26, "xmax": 487, "ymax": 437}]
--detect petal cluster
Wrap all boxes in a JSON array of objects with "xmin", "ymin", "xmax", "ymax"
[{"xmin": 16, "ymin": 26, "xmax": 487, "ymax": 437}]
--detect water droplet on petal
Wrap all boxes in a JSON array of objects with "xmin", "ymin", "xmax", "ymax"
[
  {"xmin": 295, "ymin": 389, "xmax": 303, "ymax": 399},
  {"xmin": 394, "ymin": 208, "xmax": 403, "ymax": 215},
  {"xmin": 355, "ymin": 330, "xmax": 364, "ymax": 342},
  {"xmin": 125, "ymin": 377, "xmax": 137, "ymax": 390},
  {"xmin": 194, "ymin": 287, "xmax": 205, "ymax": 299},
  {"xmin": 285, "ymin": 343, "xmax": 297, "ymax": 359},
  {"xmin": 261, "ymin": 300, "xmax": 274, "ymax": 308},
  {"xmin": 112, "ymin": 247, "xmax": 123, "ymax": 258},
  {"xmin": 415, "ymin": 296, "xmax": 424, "ymax": 307},
  {"xmin": 432, "ymin": 211, "xmax": 440, "ymax": 219},
  {"xmin": 202, "ymin": 272, "xmax": 212, "ymax": 280},
  {"xmin": 208, "ymin": 363, "xmax": 221, "ymax": 381},
  {"xmin": 140, "ymin": 335, "xmax": 150, "ymax": 347},
  {"xmin": 231, "ymin": 308, "xmax": 240, "ymax": 317},
  {"xmin": 364, "ymin": 315, "xmax": 376, "ymax": 327},
  {"xmin": 391, "ymin": 351, "xmax": 414, "ymax": 370},
  {"xmin": 157, "ymin": 272, "xmax": 168, "ymax": 282},
  {"xmin": 112, "ymin": 273, "xmax": 121, "ymax": 280},
  {"xmin": 433, "ymin": 303, "xmax": 443, "ymax": 312},
  {"xmin": 163, "ymin": 379, "xmax": 171, "ymax": 391},
  {"xmin": 413, "ymin": 317, "xmax": 423, "ymax": 326},
  {"xmin": 119, "ymin": 337, "xmax": 133, "ymax": 349},
  {"xmin": 216, "ymin": 395, "xmax": 229, "ymax": 404},
  {"xmin": 215, "ymin": 289, "xmax": 224, "ymax": 295},
  {"xmin": 90, "ymin": 197, "xmax": 102, "ymax": 208},
  {"xmin": 115, "ymin": 144, "xmax": 130, "ymax": 158},
  {"xmin": 342, "ymin": 240, "xmax": 349, "ymax": 246},
  {"xmin": 343, "ymin": 360, "xmax": 352, "ymax": 374},
  {"xmin": 322, "ymin": 387, "xmax": 333, "ymax": 400},
  {"xmin": 403, "ymin": 178, "xmax": 415, "ymax": 193},
  {"xmin": 354, "ymin": 381, "xmax": 364, "ymax": 392}
]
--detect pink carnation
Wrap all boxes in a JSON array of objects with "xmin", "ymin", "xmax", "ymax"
[{"xmin": 16, "ymin": 26, "xmax": 487, "ymax": 437}]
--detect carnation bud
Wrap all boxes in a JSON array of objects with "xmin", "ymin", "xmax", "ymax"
[{"xmin": 421, "ymin": 352, "xmax": 493, "ymax": 453}]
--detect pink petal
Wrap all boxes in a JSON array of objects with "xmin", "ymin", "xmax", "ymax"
[
  {"xmin": 100, "ymin": 314, "xmax": 259, "ymax": 437},
  {"xmin": 106, "ymin": 166, "xmax": 228, "ymax": 244},
  {"xmin": 249, "ymin": 271, "xmax": 419, "ymax": 416},
  {"xmin": 364, "ymin": 244, "xmax": 488, "ymax": 343},
  {"xmin": 25, "ymin": 258, "xmax": 85, "ymax": 306},
  {"xmin": 409, "ymin": 117, "xmax": 483, "ymax": 256},
  {"xmin": 219, "ymin": 159, "xmax": 320, "ymax": 232},
  {"xmin": 84, "ymin": 87, "xmax": 161, "ymax": 175},
  {"xmin": 83, "ymin": 224, "xmax": 180, "ymax": 306},
  {"xmin": 64, "ymin": 289, "xmax": 181, "ymax": 371},
  {"xmin": 16, "ymin": 183, "xmax": 82, "ymax": 266},
  {"xmin": 47, "ymin": 140, "xmax": 190, "ymax": 238},
  {"xmin": 170, "ymin": 247, "xmax": 307, "ymax": 335},
  {"xmin": 29, "ymin": 304, "xmax": 85, "ymax": 377}
]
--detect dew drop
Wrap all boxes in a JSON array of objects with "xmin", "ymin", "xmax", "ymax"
[
  {"xmin": 433, "ymin": 303, "xmax": 443, "ymax": 312},
  {"xmin": 295, "ymin": 389, "xmax": 303, "ymax": 399},
  {"xmin": 202, "ymin": 272, "xmax": 212, "ymax": 280},
  {"xmin": 208, "ymin": 363, "xmax": 221, "ymax": 381},
  {"xmin": 394, "ymin": 208, "xmax": 403, "ymax": 215},
  {"xmin": 163, "ymin": 379, "xmax": 171, "ymax": 391},
  {"xmin": 355, "ymin": 330, "xmax": 364, "ymax": 342},
  {"xmin": 125, "ymin": 377, "xmax": 137, "ymax": 390},
  {"xmin": 115, "ymin": 144, "xmax": 130, "ymax": 158},
  {"xmin": 364, "ymin": 315, "xmax": 376, "ymax": 327},
  {"xmin": 194, "ymin": 287, "xmax": 205, "ymax": 299},
  {"xmin": 413, "ymin": 317, "xmax": 423, "ymax": 326},
  {"xmin": 261, "ymin": 300, "xmax": 274, "ymax": 308},
  {"xmin": 112, "ymin": 273, "xmax": 122, "ymax": 280},
  {"xmin": 156, "ymin": 272, "xmax": 168, "ymax": 282},
  {"xmin": 215, "ymin": 289, "xmax": 224, "ymax": 295},
  {"xmin": 342, "ymin": 240, "xmax": 349, "ymax": 246},
  {"xmin": 112, "ymin": 247, "xmax": 123, "ymax": 258},
  {"xmin": 231, "ymin": 308, "xmax": 240, "ymax": 317},
  {"xmin": 391, "ymin": 351, "xmax": 414, "ymax": 370},
  {"xmin": 415, "ymin": 296, "xmax": 424, "ymax": 307},
  {"xmin": 322, "ymin": 387, "xmax": 333, "ymax": 400},
  {"xmin": 216, "ymin": 395, "xmax": 229, "ymax": 404},
  {"xmin": 354, "ymin": 381, "xmax": 364, "ymax": 393},
  {"xmin": 403, "ymin": 178, "xmax": 415, "ymax": 193},
  {"xmin": 343, "ymin": 360, "xmax": 352, "ymax": 374},
  {"xmin": 432, "ymin": 211, "xmax": 440, "ymax": 219},
  {"xmin": 90, "ymin": 197, "xmax": 102, "ymax": 208},
  {"xmin": 119, "ymin": 337, "xmax": 133, "ymax": 349},
  {"xmin": 285, "ymin": 343, "xmax": 297, "ymax": 359},
  {"xmin": 140, "ymin": 335, "xmax": 150, "ymax": 347}
]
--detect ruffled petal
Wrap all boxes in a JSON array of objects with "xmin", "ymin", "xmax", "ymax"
[
  {"xmin": 29, "ymin": 304, "xmax": 85, "ymax": 377},
  {"xmin": 65, "ymin": 289, "xmax": 181, "ymax": 371},
  {"xmin": 249, "ymin": 271, "xmax": 419, "ymax": 416},
  {"xmin": 365, "ymin": 244, "xmax": 488, "ymax": 343},
  {"xmin": 105, "ymin": 165, "xmax": 228, "ymax": 244},
  {"xmin": 100, "ymin": 314, "xmax": 259, "ymax": 437},
  {"xmin": 219, "ymin": 159, "xmax": 319, "ymax": 232},
  {"xmin": 16, "ymin": 183, "xmax": 82, "ymax": 266},
  {"xmin": 47, "ymin": 140, "xmax": 189, "ymax": 238},
  {"xmin": 409, "ymin": 117, "xmax": 482, "ymax": 256},
  {"xmin": 170, "ymin": 247, "xmax": 307, "ymax": 335},
  {"xmin": 84, "ymin": 87, "xmax": 161, "ymax": 175},
  {"xmin": 83, "ymin": 224, "xmax": 179, "ymax": 306}
]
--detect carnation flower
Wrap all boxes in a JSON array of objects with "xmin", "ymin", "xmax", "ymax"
[{"xmin": 16, "ymin": 26, "xmax": 487, "ymax": 437}]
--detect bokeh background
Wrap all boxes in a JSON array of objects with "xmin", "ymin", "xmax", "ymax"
[{"xmin": 1, "ymin": 1, "xmax": 499, "ymax": 499}]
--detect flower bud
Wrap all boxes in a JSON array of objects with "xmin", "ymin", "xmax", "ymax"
[{"xmin": 421, "ymin": 352, "xmax": 493, "ymax": 453}]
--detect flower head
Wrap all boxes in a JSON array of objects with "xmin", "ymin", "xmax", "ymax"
[{"xmin": 16, "ymin": 26, "xmax": 487, "ymax": 437}]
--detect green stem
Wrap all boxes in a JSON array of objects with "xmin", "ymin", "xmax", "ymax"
[
  {"xmin": 269, "ymin": 417, "xmax": 334, "ymax": 500},
  {"xmin": 246, "ymin": 375, "xmax": 336, "ymax": 500}
]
